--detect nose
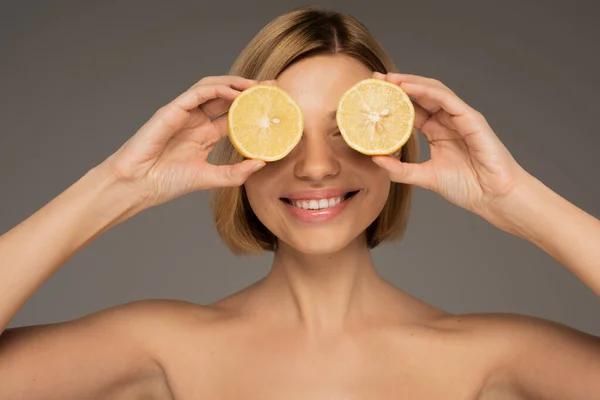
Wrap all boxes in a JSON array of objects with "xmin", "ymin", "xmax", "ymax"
[{"xmin": 293, "ymin": 134, "xmax": 341, "ymax": 182}]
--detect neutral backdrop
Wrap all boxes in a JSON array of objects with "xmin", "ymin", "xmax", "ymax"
[{"xmin": 2, "ymin": 0, "xmax": 599, "ymax": 334}]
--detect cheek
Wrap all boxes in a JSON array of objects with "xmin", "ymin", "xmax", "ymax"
[
  {"xmin": 344, "ymin": 148, "xmax": 390, "ymax": 178},
  {"xmin": 356, "ymin": 156, "xmax": 392, "ymax": 208},
  {"xmin": 337, "ymin": 144, "xmax": 391, "ymax": 199},
  {"xmin": 244, "ymin": 173, "xmax": 268, "ymax": 209},
  {"xmin": 245, "ymin": 187, "xmax": 275, "ymax": 233},
  {"xmin": 245, "ymin": 179, "xmax": 269, "ymax": 206},
  {"xmin": 243, "ymin": 161, "xmax": 280, "ymax": 192},
  {"xmin": 243, "ymin": 169, "xmax": 282, "ymax": 226},
  {"xmin": 374, "ymin": 179, "xmax": 392, "ymax": 209}
]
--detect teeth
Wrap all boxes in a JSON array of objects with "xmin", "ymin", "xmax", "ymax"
[{"xmin": 291, "ymin": 196, "xmax": 344, "ymax": 210}]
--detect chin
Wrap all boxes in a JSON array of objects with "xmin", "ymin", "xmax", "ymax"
[
  {"xmin": 246, "ymin": 186, "xmax": 387, "ymax": 255},
  {"xmin": 278, "ymin": 230, "xmax": 365, "ymax": 255}
]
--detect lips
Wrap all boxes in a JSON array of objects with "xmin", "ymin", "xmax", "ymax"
[
  {"xmin": 280, "ymin": 188, "xmax": 361, "ymax": 201},
  {"xmin": 279, "ymin": 190, "xmax": 360, "ymax": 223},
  {"xmin": 280, "ymin": 190, "xmax": 359, "ymax": 207}
]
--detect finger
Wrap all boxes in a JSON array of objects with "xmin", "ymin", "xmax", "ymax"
[
  {"xmin": 201, "ymin": 97, "xmax": 236, "ymax": 119},
  {"xmin": 375, "ymin": 73, "xmax": 446, "ymax": 114},
  {"xmin": 384, "ymin": 73, "xmax": 444, "ymax": 114},
  {"xmin": 170, "ymin": 84, "xmax": 241, "ymax": 113},
  {"xmin": 187, "ymin": 76, "xmax": 256, "ymax": 116},
  {"xmin": 201, "ymin": 159, "xmax": 266, "ymax": 188},
  {"xmin": 434, "ymin": 107, "xmax": 489, "ymax": 138},
  {"xmin": 371, "ymin": 155, "xmax": 433, "ymax": 189},
  {"xmin": 413, "ymin": 102, "xmax": 431, "ymax": 132},
  {"xmin": 188, "ymin": 75, "xmax": 257, "ymax": 92},
  {"xmin": 210, "ymin": 112, "xmax": 231, "ymax": 139},
  {"xmin": 204, "ymin": 79, "xmax": 274, "ymax": 119},
  {"xmin": 399, "ymin": 81, "xmax": 470, "ymax": 117},
  {"xmin": 384, "ymin": 73, "xmax": 454, "ymax": 93},
  {"xmin": 135, "ymin": 85, "xmax": 241, "ymax": 149},
  {"xmin": 419, "ymin": 115, "xmax": 464, "ymax": 143}
]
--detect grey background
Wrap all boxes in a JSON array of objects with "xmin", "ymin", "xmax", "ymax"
[{"xmin": 1, "ymin": 1, "xmax": 599, "ymax": 334}]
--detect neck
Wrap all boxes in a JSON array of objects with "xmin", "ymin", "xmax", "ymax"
[{"xmin": 259, "ymin": 234, "xmax": 393, "ymax": 335}]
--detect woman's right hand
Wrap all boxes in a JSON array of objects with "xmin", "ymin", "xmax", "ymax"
[{"xmin": 99, "ymin": 75, "xmax": 266, "ymax": 209}]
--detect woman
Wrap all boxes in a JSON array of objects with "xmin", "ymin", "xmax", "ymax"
[{"xmin": 1, "ymin": 5, "xmax": 599, "ymax": 399}]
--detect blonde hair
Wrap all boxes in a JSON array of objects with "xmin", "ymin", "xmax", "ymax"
[{"xmin": 209, "ymin": 5, "xmax": 419, "ymax": 254}]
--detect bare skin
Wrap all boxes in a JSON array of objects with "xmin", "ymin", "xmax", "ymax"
[{"xmin": 1, "ymin": 54, "xmax": 600, "ymax": 399}]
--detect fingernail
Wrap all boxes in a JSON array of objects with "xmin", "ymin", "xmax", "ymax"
[{"xmin": 250, "ymin": 161, "xmax": 266, "ymax": 171}]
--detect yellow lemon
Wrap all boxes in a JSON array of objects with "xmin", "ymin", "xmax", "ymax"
[
  {"xmin": 228, "ymin": 84, "xmax": 303, "ymax": 162},
  {"xmin": 336, "ymin": 78, "xmax": 415, "ymax": 155}
]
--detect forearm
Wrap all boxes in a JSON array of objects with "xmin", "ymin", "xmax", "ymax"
[
  {"xmin": 0, "ymin": 166, "xmax": 145, "ymax": 332},
  {"xmin": 489, "ymin": 173, "xmax": 600, "ymax": 296}
]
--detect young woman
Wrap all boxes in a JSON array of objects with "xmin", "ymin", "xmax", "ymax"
[{"xmin": 1, "ymin": 6, "xmax": 599, "ymax": 400}]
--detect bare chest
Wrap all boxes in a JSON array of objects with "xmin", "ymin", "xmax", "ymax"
[{"xmin": 160, "ymin": 327, "xmax": 505, "ymax": 400}]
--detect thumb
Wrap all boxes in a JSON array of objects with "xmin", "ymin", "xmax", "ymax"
[
  {"xmin": 208, "ymin": 159, "xmax": 266, "ymax": 188},
  {"xmin": 371, "ymin": 155, "xmax": 432, "ymax": 189}
]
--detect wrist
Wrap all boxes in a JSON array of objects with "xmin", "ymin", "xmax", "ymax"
[
  {"xmin": 84, "ymin": 165, "xmax": 149, "ymax": 229},
  {"xmin": 483, "ymin": 172, "xmax": 548, "ymax": 241}
]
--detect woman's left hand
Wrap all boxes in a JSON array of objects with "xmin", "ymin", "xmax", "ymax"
[{"xmin": 371, "ymin": 72, "xmax": 530, "ymax": 220}]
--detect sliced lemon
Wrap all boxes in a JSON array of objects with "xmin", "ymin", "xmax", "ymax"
[
  {"xmin": 228, "ymin": 84, "xmax": 303, "ymax": 162},
  {"xmin": 336, "ymin": 78, "xmax": 415, "ymax": 155}
]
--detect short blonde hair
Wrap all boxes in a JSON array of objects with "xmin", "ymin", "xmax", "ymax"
[{"xmin": 209, "ymin": 5, "xmax": 419, "ymax": 254}]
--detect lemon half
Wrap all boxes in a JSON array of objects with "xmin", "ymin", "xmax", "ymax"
[
  {"xmin": 228, "ymin": 84, "xmax": 303, "ymax": 162},
  {"xmin": 336, "ymin": 78, "xmax": 415, "ymax": 155}
]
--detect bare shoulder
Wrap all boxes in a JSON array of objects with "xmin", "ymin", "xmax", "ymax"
[
  {"xmin": 0, "ymin": 298, "xmax": 222, "ymax": 400},
  {"xmin": 99, "ymin": 298, "xmax": 224, "ymax": 341},
  {"xmin": 433, "ymin": 312, "xmax": 600, "ymax": 398},
  {"xmin": 56, "ymin": 298, "xmax": 227, "ymax": 366},
  {"xmin": 117, "ymin": 297, "xmax": 238, "ymax": 335},
  {"xmin": 105, "ymin": 298, "xmax": 218, "ymax": 323},
  {"xmin": 433, "ymin": 311, "xmax": 600, "ymax": 352}
]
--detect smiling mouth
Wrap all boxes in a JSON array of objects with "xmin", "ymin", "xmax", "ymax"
[{"xmin": 280, "ymin": 190, "xmax": 359, "ymax": 210}]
